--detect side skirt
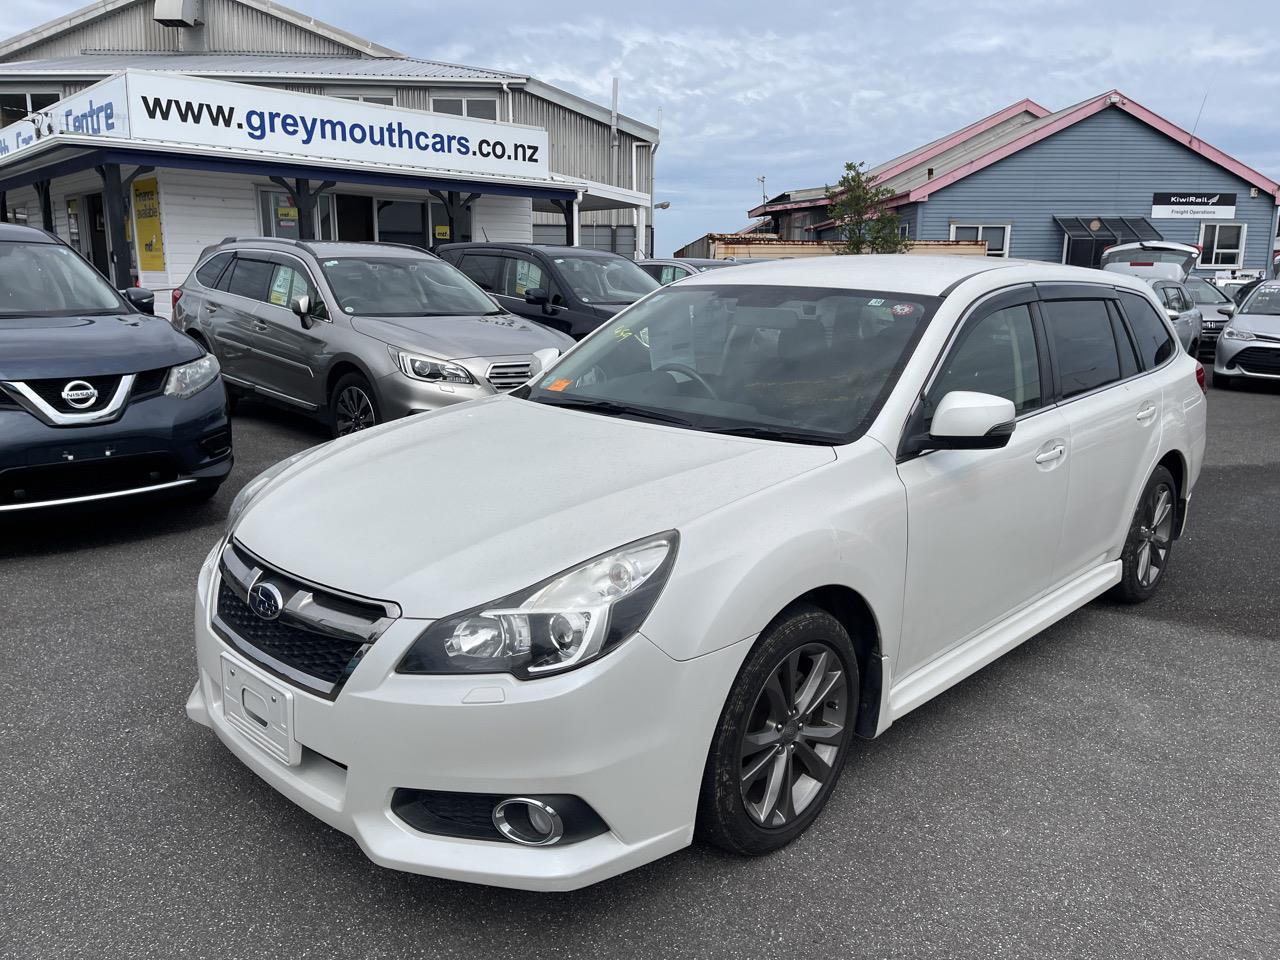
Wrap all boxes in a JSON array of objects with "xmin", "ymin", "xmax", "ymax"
[{"xmin": 886, "ymin": 560, "xmax": 1122, "ymax": 723}]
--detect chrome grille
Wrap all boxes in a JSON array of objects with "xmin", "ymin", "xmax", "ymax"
[{"xmin": 486, "ymin": 360, "xmax": 533, "ymax": 391}]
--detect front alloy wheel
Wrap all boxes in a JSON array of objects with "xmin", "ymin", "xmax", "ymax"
[
  {"xmin": 330, "ymin": 372, "xmax": 380, "ymax": 438},
  {"xmin": 698, "ymin": 604, "xmax": 859, "ymax": 855}
]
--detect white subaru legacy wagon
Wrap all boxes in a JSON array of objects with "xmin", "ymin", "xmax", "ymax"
[{"xmin": 187, "ymin": 256, "xmax": 1207, "ymax": 891}]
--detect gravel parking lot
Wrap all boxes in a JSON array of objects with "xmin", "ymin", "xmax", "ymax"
[{"xmin": 2, "ymin": 383, "xmax": 1277, "ymax": 960}]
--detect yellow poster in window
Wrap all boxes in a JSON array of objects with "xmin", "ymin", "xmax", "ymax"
[
  {"xmin": 434, "ymin": 224, "xmax": 451, "ymax": 240},
  {"xmin": 131, "ymin": 176, "xmax": 165, "ymax": 273}
]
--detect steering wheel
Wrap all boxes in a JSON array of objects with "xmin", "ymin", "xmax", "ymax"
[{"xmin": 656, "ymin": 362, "xmax": 717, "ymax": 399}]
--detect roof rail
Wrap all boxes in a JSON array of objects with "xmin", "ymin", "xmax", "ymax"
[{"xmin": 218, "ymin": 235, "xmax": 317, "ymax": 256}]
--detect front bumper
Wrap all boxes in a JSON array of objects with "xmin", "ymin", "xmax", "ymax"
[
  {"xmin": 187, "ymin": 542, "xmax": 749, "ymax": 890},
  {"xmin": 1214, "ymin": 335, "xmax": 1280, "ymax": 379},
  {"xmin": 0, "ymin": 381, "xmax": 231, "ymax": 511}
]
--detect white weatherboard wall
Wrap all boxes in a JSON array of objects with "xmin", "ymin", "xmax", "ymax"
[{"xmin": 157, "ymin": 169, "xmax": 258, "ymax": 301}]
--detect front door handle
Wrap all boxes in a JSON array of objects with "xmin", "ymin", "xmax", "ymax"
[
  {"xmin": 1034, "ymin": 443, "xmax": 1066, "ymax": 464},
  {"xmin": 1136, "ymin": 402, "xmax": 1158, "ymax": 423},
  {"xmin": 203, "ymin": 304, "xmax": 217, "ymax": 313}
]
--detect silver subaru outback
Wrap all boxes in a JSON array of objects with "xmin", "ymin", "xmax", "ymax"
[{"xmin": 173, "ymin": 238, "xmax": 573, "ymax": 437}]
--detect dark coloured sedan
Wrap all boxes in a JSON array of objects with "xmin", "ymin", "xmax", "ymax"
[{"xmin": 0, "ymin": 223, "xmax": 231, "ymax": 513}]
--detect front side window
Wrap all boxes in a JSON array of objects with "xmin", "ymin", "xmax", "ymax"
[
  {"xmin": 503, "ymin": 256, "xmax": 548, "ymax": 298},
  {"xmin": 457, "ymin": 253, "xmax": 504, "ymax": 292},
  {"xmin": 552, "ymin": 255, "xmax": 659, "ymax": 305},
  {"xmin": 0, "ymin": 241, "xmax": 124, "ymax": 316},
  {"xmin": 1042, "ymin": 299, "xmax": 1122, "ymax": 398},
  {"xmin": 928, "ymin": 304, "xmax": 1042, "ymax": 417},
  {"xmin": 266, "ymin": 263, "xmax": 326, "ymax": 318},
  {"xmin": 1199, "ymin": 222, "xmax": 1246, "ymax": 268},
  {"xmin": 1117, "ymin": 290, "xmax": 1176, "ymax": 368},
  {"xmin": 319, "ymin": 255, "xmax": 499, "ymax": 317},
  {"xmin": 521, "ymin": 284, "xmax": 941, "ymax": 442},
  {"xmin": 952, "ymin": 224, "xmax": 1009, "ymax": 257}
]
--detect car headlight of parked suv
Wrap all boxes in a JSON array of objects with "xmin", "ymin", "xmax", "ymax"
[
  {"xmin": 393, "ymin": 348, "xmax": 475, "ymax": 384},
  {"xmin": 164, "ymin": 353, "xmax": 221, "ymax": 398},
  {"xmin": 1221, "ymin": 325, "xmax": 1256, "ymax": 341},
  {"xmin": 398, "ymin": 532, "xmax": 678, "ymax": 678},
  {"xmin": 225, "ymin": 451, "xmax": 310, "ymax": 533}
]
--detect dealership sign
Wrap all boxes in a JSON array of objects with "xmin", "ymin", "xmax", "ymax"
[
  {"xmin": 0, "ymin": 71, "xmax": 550, "ymax": 180},
  {"xmin": 1151, "ymin": 191, "xmax": 1237, "ymax": 219}
]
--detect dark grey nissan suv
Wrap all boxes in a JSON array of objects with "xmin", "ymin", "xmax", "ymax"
[{"xmin": 173, "ymin": 238, "xmax": 573, "ymax": 437}]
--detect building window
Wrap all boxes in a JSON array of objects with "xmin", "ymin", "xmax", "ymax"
[
  {"xmin": 332, "ymin": 91, "xmax": 396, "ymax": 106},
  {"xmin": 432, "ymin": 98, "xmax": 499, "ymax": 120},
  {"xmin": 951, "ymin": 224, "xmax": 1009, "ymax": 257},
  {"xmin": 1199, "ymin": 222, "xmax": 1246, "ymax": 268},
  {"xmin": 0, "ymin": 90, "xmax": 59, "ymax": 128},
  {"xmin": 898, "ymin": 221, "xmax": 911, "ymax": 240}
]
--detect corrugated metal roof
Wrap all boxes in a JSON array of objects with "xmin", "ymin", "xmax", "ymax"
[{"xmin": 0, "ymin": 52, "xmax": 524, "ymax": 80}]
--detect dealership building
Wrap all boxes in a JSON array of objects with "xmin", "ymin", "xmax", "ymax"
[
  {"xmin": 746, "ymin": 91, "xmax": 1280, "ymax": 275},
  {"xmin": 0, "ymin": 0, "xmax": 658, "ymax": 312}
]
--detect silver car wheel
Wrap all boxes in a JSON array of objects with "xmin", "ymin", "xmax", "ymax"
[
  {"xmin": 739, "ymin": 642, "xmax": 848, "ymax": 828},
  {"xmin": 335, "ymin": 386, "xmax": 376, "ymax": 435},
  {"xmin": 1136, "ymin": 483, "xmax": 1174, "ymax": 588}
]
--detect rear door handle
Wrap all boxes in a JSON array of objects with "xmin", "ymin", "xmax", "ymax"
[
  {"xmin": 203, "ymin": 304, "xmax": 217, "ymax": 313},
  {"xmin": 1034, "ymin": 444, "xmax": 1065, "ymax": 464},
  {"xmin": 1136, "ymin": 402, "xmax": 1158, "ymax": 423}
]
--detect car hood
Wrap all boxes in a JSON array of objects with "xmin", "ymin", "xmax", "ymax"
[
  {"xmin": 350, "ymin": 312, "xmax": 572, "ymax": 358},
  {"xmin": 0, "ymin": 312, "xmax": 202, "ymax": 380},
  {"xmin": 234, "ymin": 395, "xmax": 835, "ymax": 617},
  {"xmin": 1229, "ymin": 312, "xmax": 1280, "ymax": 337}
]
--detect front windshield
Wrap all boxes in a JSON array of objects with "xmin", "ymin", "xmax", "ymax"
[
  {"xmin": 0, "ymin": 241, "xmax": 124, "ymax": 317},
  {"xmin": 1186, "ymin": 277, "xmax": 1230, "ymax": 305},
  {"xmin": 319, "ymin": 255, "xmax": 500, "ymax": 317},
  {"xmin": 1238, "ymin": 285, "xmax": 1280, "ymax": 316},
  {"xmin": 521, "ymin": 283, "xmax": 941, "ymax": 442},
  {"xmin": 553, "ymin": 255, "xmax": 659, "ymax": 305}
]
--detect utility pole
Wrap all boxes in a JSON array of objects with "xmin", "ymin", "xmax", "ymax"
[{"xmin": 757, "ymin": 176, "xmax": 767, "ymax": 204}]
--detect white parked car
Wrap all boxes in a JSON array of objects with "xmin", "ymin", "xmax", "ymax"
[
  {"xmin": 1101, "ymin": 241, "xmax": 1203, "ymax": 355},
  {"xmin": 186, "ymin": 256, "xmax": 1207, "ymax": 891}
]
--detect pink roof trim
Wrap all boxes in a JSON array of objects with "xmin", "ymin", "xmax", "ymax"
[
  {"xmin": 870, "ymin": 97, "xmax": 1050, "ymax": 185},
  {"xmin": 906, "ymin": 90, "xmax": 1280, "ymax": 203}
]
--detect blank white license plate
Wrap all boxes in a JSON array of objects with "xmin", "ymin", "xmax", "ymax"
[{"xmin": 220, "ymin": 654, "xmax": 301, "ymax": 766}]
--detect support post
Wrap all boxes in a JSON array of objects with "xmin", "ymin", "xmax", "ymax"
[
  {"xmin": 270, "ymin": 177, "xmax": 334, "ymax": 241},
  {"xmin": 97, "ymin": 163, "xmax": 132, "ymax": 288},
  {"xmin": 35, "ymin": 180, "xmax": 54, "ymax": 232},
  {"xmin": 0, "ymin": 192, "xmax": 7, "ymax": 223}
]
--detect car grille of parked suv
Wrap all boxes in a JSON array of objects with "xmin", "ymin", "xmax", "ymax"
[
  {"xmin": 485, "ymin": 360, "xmax": 533, "ymax": 391},
  {"xmin": 213, "ymin": 541, "xmax": 397, "ymax": 699},
  {"xmin": 0, "ymin": 453, "xmax": 179, "ymax": 509}
]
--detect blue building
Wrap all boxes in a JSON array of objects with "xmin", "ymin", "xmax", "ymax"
[{"xmin": 752, "ymin": 91, "xmax": 1279, "ymax": 276}]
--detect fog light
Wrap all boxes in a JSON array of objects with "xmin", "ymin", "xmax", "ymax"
[{"xmin": 492, "ymin": 797, "xmax": 565, "ymax": 846}]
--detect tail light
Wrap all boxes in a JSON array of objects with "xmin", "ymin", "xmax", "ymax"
[
  {"xmin": 1195, "ymin": 361, "xmax": 1206, "ymax": 395},
  {"xmin": 171, "ymin": 288, "xmax": 183, "ymax": 311}
]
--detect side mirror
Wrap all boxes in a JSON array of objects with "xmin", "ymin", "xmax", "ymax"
[
  {"xmin": 531, "ymin": 347, "xmax": 560, "ymax": 378},
  {"xmin": 524, "ymin": 287, "xmax": 553, "ymax": 312},
  {"xmin": 1218, "ymin": 304, "xmax": 1236, "ymax": 317},
  {"xmin": 1164, "ymin": 307, "xmax": 1181, "ymax": 321},
  {"xmin": 929, "ymin": 391, "xmax": 1017, "ymax": 450},
  {"xmin": 121, "ymin": 286, "xmax": 155, "ymax": 315},
  {"xmin": 290, "ymin": 294, "xmax": 315, "ymax": 328}
]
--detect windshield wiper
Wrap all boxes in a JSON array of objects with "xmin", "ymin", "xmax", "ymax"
[
  {"xmin": 700, "ymin": 424, "xmax": 838, "ymax": 446},
  {"xmin": 531, "ymin": 394, "xmax": 694, "ymax": 426}
]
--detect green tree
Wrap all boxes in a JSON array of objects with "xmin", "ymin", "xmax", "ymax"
[{"xmin": 825, "ymin": 161, "xmax": 910, "ymax": 255}]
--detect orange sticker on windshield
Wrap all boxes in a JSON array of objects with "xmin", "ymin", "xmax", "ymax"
[{"xmin": 546, "ymin": 378, "xmax": 573, "ymax": 392}]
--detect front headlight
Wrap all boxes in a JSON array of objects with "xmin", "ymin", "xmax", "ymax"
[
  {"xmin": 225, "ymin": 450, "xmax": 309, "ymax": 533},
  {"xmin": 1222, "ymin": 326, "xmax": 1256, "ymax": 341},
  {"xmin": 397, "ymin": 532, "xmax": 678, "ymax": 679},
  {"xmin": 394, "ymin": 349, "xmax": 475, "ymax": 384},
  {"xmin": 165, "ymin": 353, "xmax": 220, "ymax": 398}
]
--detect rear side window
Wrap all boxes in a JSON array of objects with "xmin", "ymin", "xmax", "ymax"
[
  {"xmin": 224, "ymin": 257, "xmax": 274, "ymax": 301},
  {"xmin": 457, "ymin": 253, "xmax": 504, "ymax": 292},
  {"xmin": 1117, "ymin": 290, "xmax": 1177, "ymax": 369},
  {"xmin": 1041, "ymin": 299, "xmax": 1121, "ymax": 398},
  {"xmin": 195, "ymin": 252, "xmax": 231, "ymax": 288}
]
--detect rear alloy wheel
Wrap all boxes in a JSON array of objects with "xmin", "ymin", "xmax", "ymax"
[
  {"xmin": 698, "ymin": 604, "xmax": 858, "ymax": 856},
  {"xmin": 330, "ymin": 373, "xmax": 380, "ymax": 438},
  {"xmin": 1110, "ymin": 465, "xmax": 1177, "ymax": 603}
]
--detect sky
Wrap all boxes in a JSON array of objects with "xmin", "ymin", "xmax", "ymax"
[{"xmin": 3, "ymin": 0, "xmax": 1279, "ymax": 255}]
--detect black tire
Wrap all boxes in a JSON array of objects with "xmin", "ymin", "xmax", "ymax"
[
  {"xmin": 1109, "ymin": 465, "xmax": 1177, "ymax": 604},
  {"xmin": 1211, "ymin": 371, "xmax": 1236, "ymax": 390},
  {"xmin": 329, "ymin": 373, "xmax": 380, "ymax": 438},
  {"xmin": 697, "ymin": 604, "xmax": 859, "ymax": 856}
]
